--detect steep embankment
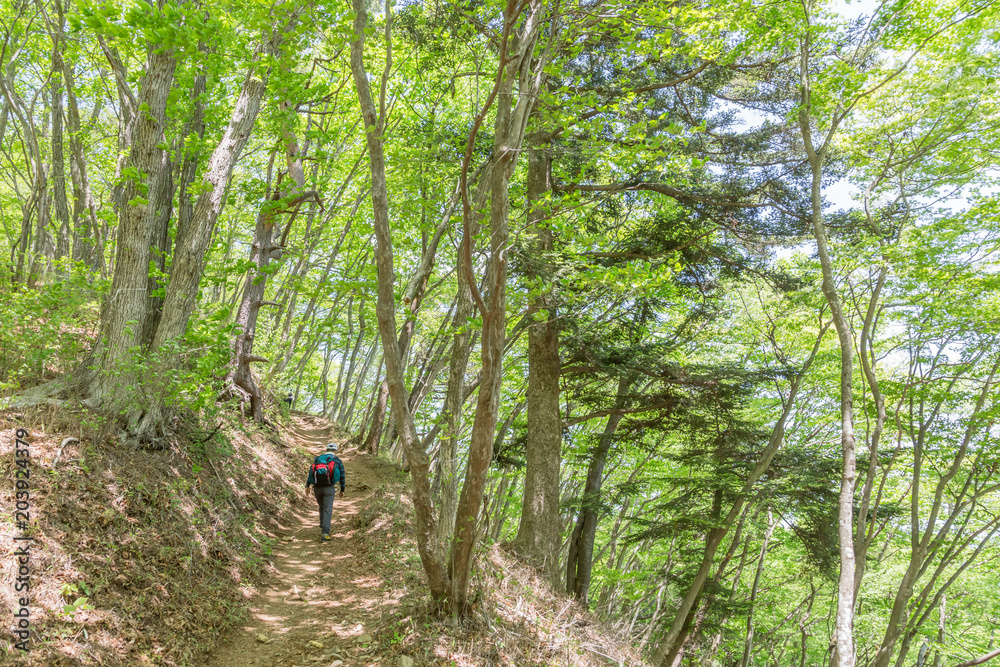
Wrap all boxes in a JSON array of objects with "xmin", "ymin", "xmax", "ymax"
[{"xmin": 0, "ymin": 409, "xmax": 318, "ymax": 666}]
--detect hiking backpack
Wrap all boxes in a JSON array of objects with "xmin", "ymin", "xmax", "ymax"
[{"xmin": 312, "ymin": 455, "xmax": 340, "ymax": 486}]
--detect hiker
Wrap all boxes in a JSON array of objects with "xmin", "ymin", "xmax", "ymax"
[
  {"xmin": 282, "ymin": 392, "xmax": 294, "ymax": 409},
  {"xmin": 305, "ymin": 443, "xmax": 346, "ymax": 541}
]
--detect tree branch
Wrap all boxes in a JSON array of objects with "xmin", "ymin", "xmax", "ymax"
[{"xmin": 956, "ymin": 649, "xmax": 1000, "ymax": 667}]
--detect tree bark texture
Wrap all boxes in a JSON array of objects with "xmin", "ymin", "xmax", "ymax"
[
  {"xmin": 81, "ymin": 37, "xmax": 178, "ymax": 410},
  {"xmin": 514, "ymin": 142, "xmax": 562, "ymax": 584}
]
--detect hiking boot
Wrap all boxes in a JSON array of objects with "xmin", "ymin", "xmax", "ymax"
[{"xmin": 322, "ymin": 534, "xmax": 331, "ymax": 541}]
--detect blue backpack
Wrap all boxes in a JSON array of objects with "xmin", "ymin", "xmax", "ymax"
[{"xmin": 312, "ymin": 455, "xmax": 340, "ymax": 486}]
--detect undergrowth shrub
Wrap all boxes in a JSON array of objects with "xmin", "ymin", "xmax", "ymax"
[{"xmin": 0, "ymin": 262, "xmax": 103, "ymax": 393}]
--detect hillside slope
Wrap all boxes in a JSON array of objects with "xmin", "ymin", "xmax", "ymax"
[
  {"xmin": 2, "ymin": 407, "xmax": 646, "ymax": 666},
  {"xmin": 0, "ymin": 408, "xmax": 313, "ymax": 665}
]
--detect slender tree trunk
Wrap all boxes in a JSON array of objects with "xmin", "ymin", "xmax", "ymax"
[
  {"xmin": 448, "ymin": 1, "xmax": 547, "ymax": 605},
  {"xmin": 363, "ymin": 219, "xmax": 446, "ymax": 453},
  {"xmin": 931, "ymin": 596, "xmax": 945, "ymax": 667},
  {"xmin": 566, "ymin": 376, "xmax": 630, "ymax": 603},
  {"xmin": 341, "ymin": 336, "xmax": 378, "ymax": 428},
  {"xmin": 225, "ymin": 192, "xmax": 283, "ymax": 422},
  {"xmin": 63, "ymin": 61, "xmax": 103, "ymax": 274},
  {"xmin": 448, "ymin": 122, "xmax": 512, "ymax": 611},
  {"xmin": 852, "ymin": 267, "xmax": 889, "ymax": 609},
  {"xmin": 704, "ymin": 535, "xmax": 755, "ymax": 665},
  {"xmin": 640, "ymin": 583, "xmax": 668, "ymax": 650},
  {"xmin": 0, "ymin": 57, "xmax": 47, "ymax": 286},
  {"xmin": 799, "ymin": 585, "xmax": 818, "ymax": 667},
  {"xmin": 338, "ymin": 301, "xmax": 367, "ymax": 422},
  {"xmin": 28, "ymin": 177, "xmax": 52, "ymax": 286},
  {"xmin": 354, "ymin": 354, "xmax": 383, "ymax": 436},
  {"xmin": 49, "ymin": 5, "xmax": 71, "ymax": 269},
  {"xmin": 329, "ymin": 300, "xmax": 353, "ymax": 417},
  {"xmin": 349, "ymin": 0, "xmax": 450, "ymax": 602},
  {"xmin": 797, "ymin": 25, "xmax": 856, "ymax": 666},
  {"xmin": 321, "ymin": 342, "xmax": 333, "ymax": 415},
  {"xmin": 336, "ymin": 302, "xmax": 366, "ymax": 421},
  {"xmin": 154, "ymin": 65, "xmax": 270, "ymax": 348},
  {"xmin": 224, "ymin": 182, "xmax": 317, "ymax": 422},
  {"xmin": 740, "ymin": 510, "xmax": 777, "ymax": 667},
  {"xmin": 434, "ymin": 172, "xmax": 492, "ymax": 545},
  {"xmin": 363, "ymin": 381, "xmax": 390, "ymax": 454}
]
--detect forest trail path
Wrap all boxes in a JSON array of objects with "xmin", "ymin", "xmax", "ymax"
[{"xmin": 205, "ymin": 413, "xmax": 392, "ymax": 667}]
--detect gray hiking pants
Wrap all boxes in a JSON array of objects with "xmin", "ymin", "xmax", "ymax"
[{"xmin": 313, "ymin": 485, "xmax": 338, "ymax": 535}]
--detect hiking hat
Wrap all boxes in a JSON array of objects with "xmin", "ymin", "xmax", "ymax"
[{"xmin": 326, "ymin": 443, "xmax": 338, "ymax": 451}]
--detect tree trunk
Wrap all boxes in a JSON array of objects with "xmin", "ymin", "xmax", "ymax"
[
  {"xmin": 153, "ymin": 63, "xmax": 270, "ymax": 349},
  {"xmin": 139, "ymin": 148, "xmax": 173, "ymax": 348},
  {"xmin": 797, "ymin": 29, "xmax": 856, "ymax": 667},
  {"xmin": 354, "ymin": 354, "xmax": 383, "ymax": 436},
  {"xmin": 225, "ymin": 192, "xmax": 282, "ymax": 422},
  {"xmin": 514, "ymin": 141, "xmax": 562, "ymax": 584},
  {"xmin": 28, "ymin": 178, "xmax": 52, "ymax": 286},
  {"xmin": 363, "ymin": 380, "xmax": 390, "ymax": 454},
  {"xmin": 342, "ymin": 338, "xmax": 378, "ymax": 428},
  {"xmin": 349, "ymin": 0, "xmax": 451, "ymax": 603},
  {"xmin": 932, "ymin": 595, "xmax": 944, "ymax": 667},
  {"xmin": 224, "ymin": 180, "xmax": 316, "ymax": 422},
  {"xmin": 740, "ymin": 510, "xmax": 777, "ymax": 667},
  {"xmin": 566, "ymin": 377, "xmax": 630, "ymax": 603},
  {"xmin": 448, "ymin": 118, "xmax": 512, "ymax": 612},
  {"xmin": 78, "ymin": 35, "xmax": 178, "ymax": 419},
  {"xmin": 0, "ymin": 56, "xmax": 47, "ymax": 286},
  {"xmin": 49, "ymin": 6, "xmax": 71, "ymax": 269},
  {"xmin": 350, "ymin": 0, "xmax": 547, "ymax": 614},
  {"xmin": 329, "ymin": 298, "xmax": 353, "ymax": 416},
  {"xmin": 171, "ymin": 61, "xmax": 206, "ymax": 270},
  {"xmin": 433, "ymin": 167, "xmax": 494, "ymax": 545},
  {"xmin": 336, "ymin": 302, "xmax": 366, "ymax": 421},
  {"xmin": 321, "ymin": 342, "xmax": 334, "ymax": 414},
  {"xmin": 448, "ymin": 0, "xmax": 547, "ymax": 606},
  {"xmin": 63, "ymin": 61, "xmax": 104, "ymax": 275}
]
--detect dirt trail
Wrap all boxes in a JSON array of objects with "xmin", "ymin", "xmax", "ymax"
[{"xmin": 205, "ymin": 414, "xmax": 392, "ymax": 667}]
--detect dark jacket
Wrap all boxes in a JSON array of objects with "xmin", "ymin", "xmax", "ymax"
[{"xmin": 306, "ymin": 454, "xmax": 345, "ymax": 492}]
